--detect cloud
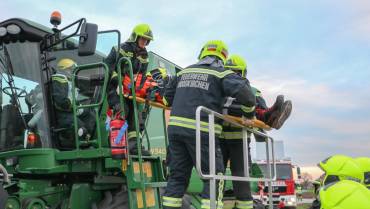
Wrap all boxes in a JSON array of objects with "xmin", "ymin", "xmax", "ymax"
[{"xmin": 333, "ymin": 0, "xmax": 370, "ymax": 45}]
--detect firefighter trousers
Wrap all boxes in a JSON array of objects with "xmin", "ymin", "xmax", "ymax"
[
  {"xmin": 220, "ymin": 140, "xmax": 253, "ymax": 209},
  {"xmin": 163, "ymin": 132, "xmax": 224, "ymax": 209},
  {"xmin": 125, "ymin": 97, "xmax": 146, "ymax": 147}
]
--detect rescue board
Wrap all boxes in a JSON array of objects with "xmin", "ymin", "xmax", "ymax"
[{"xmin": 124, "ymin": 95, "xmax": 271, "ymax": 130}]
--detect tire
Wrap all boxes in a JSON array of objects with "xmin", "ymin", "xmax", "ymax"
[{"xmin": 94, "ymin": 187, "xmax": 129, "ymax": 209}]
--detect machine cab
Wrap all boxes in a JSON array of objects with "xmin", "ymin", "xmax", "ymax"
[{"xmin": 0, "ymin": 17, "xmax": 118, "ymax": 152}]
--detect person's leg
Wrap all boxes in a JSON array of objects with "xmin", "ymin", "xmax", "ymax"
[
  {"xmin": 56, "ymin": 112, "xmax": 75, "ymax": 148},
  {"xmin": 229, "ymin": 142, "xmax": 253, "ymax": 209},
  {"xmin": 77, "ymin": 108, "xmax": 96, "ymax": 138},
  {"xmin": 187, "ymin": 136, "xmax": 224, "ymax": 209},
  {"xmin": 256, "ymin": 95, "xmax": 292, "ymax": 129},
  {"xmin": 126, "ymin": 99, "xmax": 150, "ymax": 155},
  {"xmin": 163, "ymin": 134, "xmax": 194, "ymax": 209}
]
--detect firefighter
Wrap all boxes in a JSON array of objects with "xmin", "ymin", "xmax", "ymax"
[
  {"xmin": 355, "ymin": 157, "xmax": 370, "ymax": 189},
  {"xmin": 223, "ymin": 54, "xmax": 292, "ymax": 129},
  {"xmin": 220, "ymin": 55, "xmax": 292, "ymax": 209},
  {"xmin": 319, "ymin": 180, "xmax": 370, "ymax": 209},
  {"xmin": 318, "ymin": 155, "xmax": 364, "ymax": 186},
  {"xmin": 52, "ymin": 58, "xmax": 95, "ymax": 147},
  {"xmin": 309, "ymin": 155, "xmax": 366, "ymax": 209},
  {"xmin": 162, "ymin": 40, "xmax": 256, "ymax": 209},
  {"xmin": 296, "ymin": 184, "xmax": 303, "ymax": 201},
  {"xmin": 105, "ymin": 23, "xmax": 153, "ymax": 155}
]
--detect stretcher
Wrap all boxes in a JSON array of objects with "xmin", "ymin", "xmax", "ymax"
[{"xmin": 124, "ymin": 95, "xmax": 271, "ymax": 130}]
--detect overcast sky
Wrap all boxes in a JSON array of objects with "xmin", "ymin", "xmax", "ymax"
[{"xmin": 2, "ymin": 0, "xmax": 370, "ymax": 167}]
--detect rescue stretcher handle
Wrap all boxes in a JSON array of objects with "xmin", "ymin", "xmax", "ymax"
[{"xmin": 195, "ymin": 106, "xmax": 277, "ymax": 182}]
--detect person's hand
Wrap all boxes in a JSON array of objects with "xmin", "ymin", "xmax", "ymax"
[{"xmin": 241, "ymin": 117, "xmax": 254, "ymax": 126}]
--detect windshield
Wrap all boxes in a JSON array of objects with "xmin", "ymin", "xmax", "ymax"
[
  {"xmin": 0, "ymin": 41, "xmax": 50, "ymax": 151},
  {"xmin": 258, "ymin": 164, "xmax": 293, "ymax": 180}
]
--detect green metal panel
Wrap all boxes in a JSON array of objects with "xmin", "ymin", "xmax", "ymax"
[
  {"xmin": 144, "ymin": 108, "xmax": 167, "ymax": 158},
  {"xmin": 147, "ymin": 51, "xmax": 182, "ymax": 75},
  {"xmin": 4, "ymin": 179, "xmax": 69, "ymax": 209},
  {"xmin": 0, "ymin": 149, "xmax": 66, "ymax": 174},
  {"xmin": 68, "ymin": 184, "xmax": 102, "ymax": 209}
]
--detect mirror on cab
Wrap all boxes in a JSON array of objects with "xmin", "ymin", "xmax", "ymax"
[{"xmin": 78, "ymin": 22, "xmax": 98, "ymax": 56}]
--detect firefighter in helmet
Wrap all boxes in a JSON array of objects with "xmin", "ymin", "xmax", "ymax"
[
  {"xmin": 319, "ymin": 180, "xmax": 370, "ymax": 209},
  {"xmin": 220, "ymin": 54, "xmax": 292, "ymax": 209},
  {"xmin": 105, "ymin": 23, "xmax": 153, "ymax": 155},
  {"xmin": 52, "ymin": 58, "xmax": 95, "ymax": 147},
  {"xmin": 162, "ymin": 40, "xmax": 256, "ymax": 209},
  {"xmin": 309, "ymin": 155, "xmax": 369, "ymax": 209},
  {"xmin": 223, "ymin": 54, "xmax": 292, "ymax": 129}
]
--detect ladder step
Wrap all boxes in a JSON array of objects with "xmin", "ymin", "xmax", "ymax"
[
  {"xmin": 144, "ymin": 182, "xmax": 167, "ymax": 188},
  {"xmin": 129, "ymin": 155, "xmax": 161, "ymax": 161},
  {"xmin": 128, "ymin": 181, "xmax": 167, "ymax": 189}
]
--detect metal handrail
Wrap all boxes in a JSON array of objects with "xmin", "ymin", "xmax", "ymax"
[
  {"xmin": 71, "ymin": 62, "xmax": 109, "ymax": 149},
  {"xmin": 117, "ymin": 57, "xmax": 147, "ymax": 209},
  {"xmin": 195, "ymin": 106, "xmax": 276, "ymax": 209}
]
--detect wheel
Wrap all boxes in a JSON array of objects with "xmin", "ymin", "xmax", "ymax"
[
  {"xmin": 21, "ymin": 198, "xmax": 46, "ymax": 209},
  {"xmin": 94, "ymin": 187, "xmax": 129, "ymax": 209},
  {"xmin": 5, "ymin": 197, "xmax": 20, "ymax": 209}
]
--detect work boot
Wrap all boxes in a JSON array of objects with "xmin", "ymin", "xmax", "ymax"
[
  {"xmin": 262, "ymin": 95, "xmax": 284, "ymax": 124},
  {"xmin": 270, "ymin": 100, "xmax": 292, "ymax": 129},
  {"xmin": 128, "ymin": 139, "xmax": 151, "ymax": 156},
  {"xmin": 270, "ymin": 95, "xmax": 284, "ymax": 113}
]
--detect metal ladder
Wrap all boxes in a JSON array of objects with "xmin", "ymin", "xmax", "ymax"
[{"xmin": 195, "ymin": 106, "xmax": 276, "ymax": 209}]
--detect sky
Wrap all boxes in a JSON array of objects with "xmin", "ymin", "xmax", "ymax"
[{"xmin": 1, "ymin": 0, "xmax": 370, "ymax": 169}]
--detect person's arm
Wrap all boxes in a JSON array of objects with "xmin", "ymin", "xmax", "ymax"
[
  {"xmin": 222, "ymin": 73, "xmax": 256, "ymax": 118},
  {"xmin": 163, "ymin": 76, "xmax": 177, "ymax": 107},
  {"xmin": 52, "ymin": 78, "xmax": 72, "ymax": 111},
  {"xmin": 104, "ymin": 44, "xmax": 134, "ymax": 111},
  {"xmin": 254, "ymin": 88, "xmax": 268, "ymax": 110}
]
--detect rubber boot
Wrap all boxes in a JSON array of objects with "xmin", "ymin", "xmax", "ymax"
[{"xmin": 128, "ymin": 138, "xmax": 151, "ymax": 156}]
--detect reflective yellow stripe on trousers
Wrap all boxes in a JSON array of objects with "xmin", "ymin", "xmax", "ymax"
[
  {"xmin": 236, "ymin": 200, "xmax": 253, "ymax": 209},
  {"xmin": 168, "ymin": 116, "xmax": 222, "ymax": 135},
  {"xmin": 201, "ymin": 199, "xmax": 223, "ymax": 209},
  {"xmin": 128, "ymin": 131, "xmax": 140, "ymax": 139},
  {"xmin": 163, "ymin": 196, "xmax": 182, "ymax": 208}
]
